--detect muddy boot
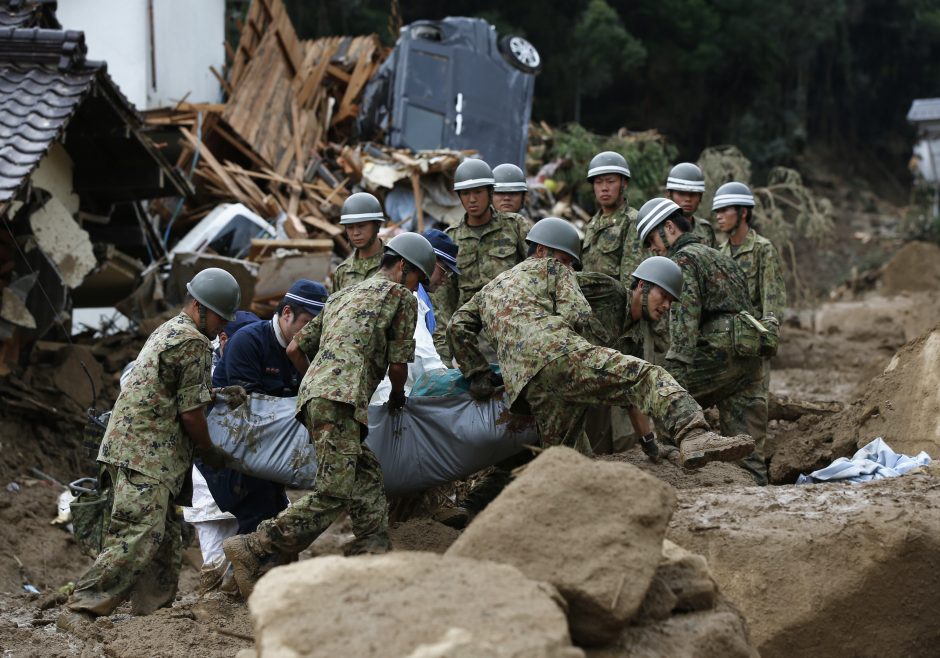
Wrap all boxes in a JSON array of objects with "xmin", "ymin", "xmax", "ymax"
[
  {"xmin": 67, "ymin": 592, "xmax": 122, "ymax": 617},
  {"xmin": 344, "ymin": 532, "xmax": 391, "ymax": 556},
  {"xmin": 432, "ymin": 505, "xmax": 470, "ymax": 530},
  {"xmin": 56, "ymin": 610, "xmax": 95, "ymax": 637},
  {"xmin": 223, "ymin": 534, "xmax": 269, "ymax": 600},
  {"xmin": 677, "ymin": 430, "xmax": 754, "ymax": 469},
  {"xmin": 197, "ymin": 558, "xmax": 230, "ymax": 595}
]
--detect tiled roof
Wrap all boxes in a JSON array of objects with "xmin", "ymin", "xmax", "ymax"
[
  {"xmin": 0, "ymin": 0, "xmax": 59, "ymax": 29},
  {"xmin": 0, "ymin": 27, "xmax": 100, "ymax": 201},
  {"xmin": 907, "ymin": 98, "xmax": 940, "ymax": 124}
]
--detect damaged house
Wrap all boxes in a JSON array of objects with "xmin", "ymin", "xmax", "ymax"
[{"xmin": 0, "ymin": 1, "xmax": 187, "ymax": 374}]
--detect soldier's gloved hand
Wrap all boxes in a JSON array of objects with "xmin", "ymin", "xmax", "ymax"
[
  {"xmin": 468, "ymin": 371, "xmax": 501, "ymax": 401},
  {"xmin": 639, "ymin": 432, "xmax": 661, "ymax": 464},
  {"xmin": 196, "ymin": 444, "xmax": 233, "ymax": 470},
  {"xmin": 213, "ymin": 385, "xmax": 248, "ymax": 408},
  {"xmin": 388, "ymin": 389, "xmax": 407, "ymax": 414}
]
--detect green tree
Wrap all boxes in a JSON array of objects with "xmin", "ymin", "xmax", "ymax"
[{"xmin": 571, "ymin": 0, "xmax": 646, "ymax": 123}]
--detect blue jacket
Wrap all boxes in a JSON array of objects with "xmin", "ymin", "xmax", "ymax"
[{"xmin": 212, "ymin": 318, "xmax": 302, "ymax": 396}]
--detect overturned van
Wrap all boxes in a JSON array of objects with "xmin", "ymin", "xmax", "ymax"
[{"xmin": 357, "ymin": 17, "xmax": 540, "ymax": 167}]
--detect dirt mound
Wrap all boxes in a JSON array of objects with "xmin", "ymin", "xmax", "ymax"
[
  {"xmin": 389, "ymin": 518, "xmax": 459, "ymax": 553},
  {"xmin": 249, "ymin": 553, "xmax": 579, "ymax": 658},
  {"xmin": 879, "ymin": 241, "xmax": 940, "ymax": 295},
  {"xmin": 669, "ymin": 465, "xmax": 940, "ymax": 657},
  {"xmin": 600, "ymin": 448, "xmax": 755, "ymax": 489}
]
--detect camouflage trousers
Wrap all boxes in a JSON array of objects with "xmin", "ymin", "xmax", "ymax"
[
  {"xmin": 667, "ymin": 336, "xmax": 767, "ymax": 485},
  {"xmin": 255, "ymin": 398, "xmax": 389, "ymax": 556},
  {"xmin": 524, "ymin": 347, "xmax": 708, "ymax": 454},
  {"xmin": 69, "ymin": 464, "xmax": 182, "ymax": 617}
]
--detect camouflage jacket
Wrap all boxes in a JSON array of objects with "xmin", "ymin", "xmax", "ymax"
[
  {"xmin": 429, "ymin": 276, "xmax": 459, "ymax": 363},
  {"xmin": 666, "ymin": 233, "xmax": 753, "ymax": 364},
  {"xmin": 581, "ymin": 203, "xmax": 649, "ymax": 284},
  {"xmin": 330, "ymin": 239, "xmax": 385, "ymax": 292},
  {"xmin": 447, "ymin": 257, "xmax": 594, "ymax": 406},
  {"xmin": 689, "ymin": 215, "xmax": 718, "ymax": 249},
  {"xmin": 294, "ymin": 273, "xmax": 417, "ymax": 425},
  {"xmin": 445, "ymin": 207, "xmax": 531, "ymax": 307},
  {"xmin": 98, "ymin": 312, "xmax": 212, "ymax": 494},
  {"xmin": 719, "ymin": 228, "xmax": 787, "ymax": 325}
]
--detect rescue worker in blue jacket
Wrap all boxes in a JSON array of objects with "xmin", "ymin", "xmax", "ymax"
[{"xmin": 200, "ymin": 279, "xmax": 328, "ymax": 535}]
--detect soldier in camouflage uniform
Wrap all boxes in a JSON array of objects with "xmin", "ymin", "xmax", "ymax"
[
  {"xmin": 223, "ymin": 234, "xmax": 437, "ymax": 599},
  {"xmin": 492, "ymin": 163, "xmax": 528, "ymax": 215},
  {"xmin": 637, "ymin": 198, "xmax": 767, "ymax": 483},
  {"xmin": 67, "ymin": 269, "xmax": 242, "ymax": 618},
  {"xmin": 446, "ymin": 158, "xmax": 531, "ymax": 308},
  {"xmin": 448, "ymin": 217, "xmax": 754, "ymax": 466},
  {"xmin": 714, "ymin": 182, "xmax": 786, "ymax": 484},
  {"xmin": 581, "ymin": 151, "xmax": 649, "ymax": 283},
  {"xmin": 331, "ymin": 192, "xmax": 386, "ymax": 292},
  {"xmin": 665, "ymin": 162, "xmax": 717, "ymax": 248}
]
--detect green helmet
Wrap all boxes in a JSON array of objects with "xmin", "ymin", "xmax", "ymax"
[
  {"xmin": 632, "ymin": 256, "xmax": 683, "ymax": 299},
  {"xmin": 493, "ymin": 163, "xmax": 527, "ymax": 193},
  {"xmin": 186, "ymin": 268, "xmax": 241, "ymax": 321},
  {"xmin": 711, "ymin": 182, "xmax": 755, "ymax": 211},
  {"xmin": 525, "ymin": 217, "xmax": 581, "ymax": 265},
  {"xmin": 587, "ymin": 151, "xmax": 631, "ymax": 180},
  {"xmin": 340, "ymin": 192, "xmax": 385, "ymax": 225},
  {"xmin": 385, "ymin": 232, "xmax": 436, "ymax": 282},
  {"xmin": 453, "ymin": 159, "xmax": 495, "ymax": 191},
  {"xmin": 637, "ymin": 197, "xmax": 682, "ymax": 246},
  {"xmin": 666, "ymin": 163, "xmax": 705, "ymax": 193}
]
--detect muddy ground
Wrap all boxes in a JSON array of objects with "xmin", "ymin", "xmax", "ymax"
[{"xmin": 1, "ymin": 179, "xmax": 939, "ymax": 656}]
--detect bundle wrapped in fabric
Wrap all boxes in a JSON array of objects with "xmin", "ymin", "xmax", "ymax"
[{"xmin": 208, "ymin": 371, "xmax": 538, "ymax": 495}]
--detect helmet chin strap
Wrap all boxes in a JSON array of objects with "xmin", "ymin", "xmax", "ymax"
[
  {"xmin": 197, "ymin": 302, "xmax": 209, "ymax": 336},
  {"xmin": 640, "ymin": 282, "xmax": 654, "ymax": 322},
  {"xmin": 362, "ymin": 224, "xmax": 379, "ymax": 250},
  {"xmin": 657, "ymin": 225, "xmax": 671, "ymax": 252}
]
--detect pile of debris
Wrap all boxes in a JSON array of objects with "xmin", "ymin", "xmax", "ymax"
[{"xmin": 247, "ymin": 447, "xmax": 759, "ymax": 657}]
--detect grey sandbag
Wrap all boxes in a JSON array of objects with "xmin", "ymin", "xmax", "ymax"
[
  {"xmin": 366, "ymin": 392, "xmax": 538, "ymax": 496},
  {"xmin": 207, "ymin": 394, "xmax": 318, "ymax": 489},
  {"xmin": 208, "ymin": 392, "xmax": 537, "ymax": 495}
]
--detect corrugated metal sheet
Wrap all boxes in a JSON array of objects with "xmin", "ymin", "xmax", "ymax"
[{"xmin": 907, "ymin": 98, "xmax": 940, "ymax": 123}]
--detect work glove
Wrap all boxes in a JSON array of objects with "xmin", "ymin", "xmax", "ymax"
[
  {"xmin": 468, "ymin": 371, "xmax": 503, "ymax": 402},
  {"xmin": 388, "ymin": 389, "xmax": 407, "ymax": 414},
  {"xmin": 196, "ymin": 444, "xmax": 234, "ymax": 470},
  {"xmin": 639, "ymin": 432, "xmax": 661, "ymax": 464},
  {"xmin": 213, "ymin": 385, "xmax": 248, "ymax": 409}
]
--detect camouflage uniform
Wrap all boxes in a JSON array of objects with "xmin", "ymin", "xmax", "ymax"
[
  {"xmin": 581, "ymin": 203, "xmax": 648, "ymax": 285},
  {"xmin": 429, "ymin": 276, "xmax": 459, "ymax": 363},
  {"xmin": 447, "ymin": 257, "xmax": 710, "ymax": 454},
  {"xmin": 249, "ymin": 274, "xmax": 417, "ymax": 556},
  {"xmin": 689, "ymin": 215, "xmax": 718, "ymax": 249},
  {"xmin": 720, "ymin": 227, "xmax": 787, "ymax": 484},
  {"xmin": 446, "ymin": 207, "xmax": 531, "ymax": 307},
  {"xmin": 69, "ymin": 313, "xmax": 212, "ymax": 616},
  {"xmin": 664, "ymin": 233, "xmax": 767, "ymax": 483},
  {"xmin": 330, "ymin": 239, "xmax": 385, "ymax": 292}
]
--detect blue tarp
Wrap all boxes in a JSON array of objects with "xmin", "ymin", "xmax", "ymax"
[{"xmin": 796, "ymin": 438, "xmax": 932, "ymax": 485}]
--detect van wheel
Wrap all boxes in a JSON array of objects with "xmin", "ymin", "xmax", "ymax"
[{"xmin": 498, "ymin": 35, "xmax": 541, "ymax": 74}]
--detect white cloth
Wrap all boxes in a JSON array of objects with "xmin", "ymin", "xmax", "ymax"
[
  {"xmin": 372, "ymin": 293, "xmax": 446, "ymax": 403},
  {"xmin": 271, "ymin": 313, "xmax": 288, "ymax": 348},
  {"xmin": 182, "ymin": 467, "xmax": 237, "ymax": 566},
  {"xmin": 796, "ymin": 437, "xmax": 932, "ymax": 484},
  {"xmin": 182, "ymin": 466, "xmax": 235, "ymax": 523}
]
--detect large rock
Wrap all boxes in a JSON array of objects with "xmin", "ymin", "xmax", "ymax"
[
  {"xmin": 447, "ymin": 447, "xmax": 677, "ymax": 645},
  {"xmin": 669, "ymin": 465, "xmax": 940, "ymax": 657},
  {"xmin": 248, "ymin": 552, "xmax": 583, "ymax": 658}
]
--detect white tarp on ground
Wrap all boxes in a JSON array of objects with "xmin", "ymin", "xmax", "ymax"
[
  {"xmin": 207, "ymin": 391, "xmax": 537, "ymax": 496},
  {"xmin": 796, "ymin": 437, "xmax": 932, "ymax": 484}
]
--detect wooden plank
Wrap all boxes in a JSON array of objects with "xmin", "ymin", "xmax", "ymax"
[
  {"xmin": 249, "ymin": 237, "xmax": 333, "ymax": 252},
  {"xmin": 209, "ymin": 65, "xmax": 234, "ymax": 97},
  {"xmin": 334, "ymin": 40, "xmax": 375, "ymax": 124},
  {"xmin": 325, "ymin": 63, "xmax": 351, "ymax": 83},
  {"xmin": 411, "ymin": 171, "xmax": 424, "ymax": 234},
  {"xmin": 181, "ymin": 127, "xmax": 245, "ymax": 201},
  {"xmin": 283, "ymin": 214, "xmax": 309, "ymax": 239},
  {"xmin": 299, "ymin": 214, "xmax": 343, "ymax": 237}
]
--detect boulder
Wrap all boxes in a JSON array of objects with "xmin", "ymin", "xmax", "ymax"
[
  {"xmin": 248, "ymin": 552, "xmax": 583, "ymax": 658},
  {"xmin": 447, "ymin": 447, "xmax": 677, "ymax": 645},
  {"xmin": 669, "ymin": 465, "xmax": 940, "ymax": 657}
]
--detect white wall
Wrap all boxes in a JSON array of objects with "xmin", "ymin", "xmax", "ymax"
[
  {"xmin": 57, "ymin": 0, "xmax": 150, "ymax": 108},
  {"xmin": 56, "ymin": 0, "xmax": 224, "ymax": 110}
]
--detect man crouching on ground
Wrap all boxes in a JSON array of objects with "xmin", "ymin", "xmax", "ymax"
[{"xmin": 223, "ymin": 233, "xmax": 438, "ymax": 599}]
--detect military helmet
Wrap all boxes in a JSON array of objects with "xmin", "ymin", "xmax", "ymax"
[
  {"xmin": 340, "ymin": 192, "xmax": 385, "ymax": 225},
  {"xmin": 493, "ymin": 163, "xmax": 528, "ymax": 193},
  {"xmin": 665, "ymin": 162, "xmax": 705, "ymax": 193},
  {"xmin": 385, "ymin": 232, "xmax": 437, "ymax": 282},
  {"xmin": 587, "ymin": 151, "xmax": 631, "ymax": 180},
  {"xmin": 453, "ymin": 159, "xmax": 495, "ymax": 191},
  {"xmin": 712, "ymin": 181, "xmax": 755, "ymax": 210},
  {"xmin": 525, "ymin": 217, "xmax": 581, "ymax": 265},
  {"xmin": 632, "ymin": 256, "xmax": 683, "ymax": 300},
  {"xmin": 637, "ymin": 198, "xmax": 682, "ymax": 246},
  {"xmin": 186, "ymin": 267, "xmax": 241, "ymax": 321}
]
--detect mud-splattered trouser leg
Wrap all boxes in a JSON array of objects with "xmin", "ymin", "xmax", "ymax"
[
  {"xmin": 254, "ymin": 398, "xmax": 389, "ymax": 557},
  {"xmin": 668, "ymin": 340, "xmax": 767, "ymax": 485},
  {"xmin": 69, "ymin": 465, "xmax": 182, "ymax": 617},
  {"xmin": 523, "ymin": 347, "xmax": 709, "ymax": 453}
]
